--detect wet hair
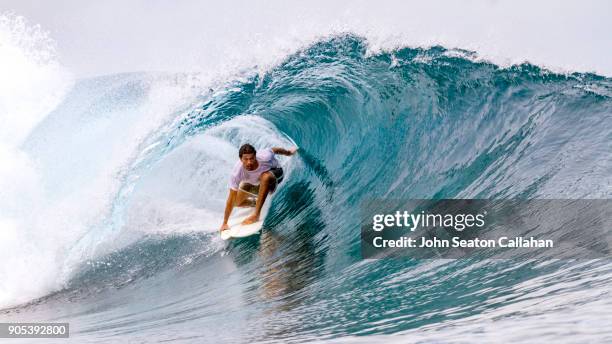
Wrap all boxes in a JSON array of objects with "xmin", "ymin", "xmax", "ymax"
[{"xmin": 239, "ymin": 143, "xmax": 256, "ymax": 158}]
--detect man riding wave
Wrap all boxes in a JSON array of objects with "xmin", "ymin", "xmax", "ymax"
[{"xmin": 220, "ymin": 143, "xmax": 297, "ymax": 233}]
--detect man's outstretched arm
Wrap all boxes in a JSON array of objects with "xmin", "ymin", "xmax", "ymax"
[
  {"xmin": 272, "ymin": 147, "xmax": 298, "ymax": 156},
  {"xmin": 220, "ymin": 189, "xmax": 237, "ymax": 231}
]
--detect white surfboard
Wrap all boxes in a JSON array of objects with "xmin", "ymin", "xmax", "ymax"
[{"xmin": 220, "ymin": 186, "xmax": 273, "ymax": 240}]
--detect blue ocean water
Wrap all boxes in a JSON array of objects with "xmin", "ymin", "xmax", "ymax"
[{"xmin": 2, "ymin": 35, "xmax": 612, "ymax": 343}]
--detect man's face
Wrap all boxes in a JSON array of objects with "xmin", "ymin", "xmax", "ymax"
[{"xmin": 240, "ymin": 153, "xmax": 258, "ymax": 171}]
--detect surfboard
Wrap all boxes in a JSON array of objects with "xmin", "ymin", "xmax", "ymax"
[{"xmin": 220, "ymin": 184, "xmax": 272, "ymax": 240}]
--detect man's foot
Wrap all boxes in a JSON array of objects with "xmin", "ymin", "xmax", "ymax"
[{"xmin": 242, "ymin": 213, "xmax": 260, "ymax": 225}]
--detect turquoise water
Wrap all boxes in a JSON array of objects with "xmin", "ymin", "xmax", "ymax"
[{"xmin": 2, "ymin": 35, "xmax": 612, "ymax": 343}]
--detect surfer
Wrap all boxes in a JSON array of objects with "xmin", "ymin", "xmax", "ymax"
[{"xmin": 220, "ymin": 143, "xmax": 297, "ymax": 232}]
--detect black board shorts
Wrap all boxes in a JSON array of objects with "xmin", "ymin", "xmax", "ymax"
[
  {"xmin": 268, "ymin": 167, "xmax": 284, "ymax": 193},
  {"xmin": 269, "ymin": 167, "xmax": 284, "ymax": 184}
]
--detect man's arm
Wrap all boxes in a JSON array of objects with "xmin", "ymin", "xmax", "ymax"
[
  {"xmin": 221, "ymin": 189, "xmax": 237, "ymax": 231},
  {"xmin": 272, "ymin": 147, "xmax": 298, "ymax": 156}
]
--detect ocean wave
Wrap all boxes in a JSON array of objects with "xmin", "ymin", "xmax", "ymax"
[{"xmin": 2, "ymin": 34, "xmax": 612, "ymax": 343}]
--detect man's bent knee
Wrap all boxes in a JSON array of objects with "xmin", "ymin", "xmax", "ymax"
[{"xmin": 260, "ymin": 171, "xmax": 276, "ymax": 185}]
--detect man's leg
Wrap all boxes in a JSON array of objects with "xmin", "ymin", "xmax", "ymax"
[{"xmin": 242, "ymin": 171, "xmax": 276, "ymax": 224}]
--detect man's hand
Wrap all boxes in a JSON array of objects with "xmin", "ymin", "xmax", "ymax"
[
  {"xmin": 272, "ymin": 147, "xmax": 298, "ymax": 156},
  {"xmin": 222, "ymin": 189, "xmax": 237, "ymax": 232}
]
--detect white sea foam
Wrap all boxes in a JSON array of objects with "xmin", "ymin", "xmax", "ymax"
[
  {"xmin": 0, "ymin": 12, "xmax": 72, "ymax": 309},
  {"xmin": 0, "ymin": 14, "xmax": 205, "ymax": 309}
]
